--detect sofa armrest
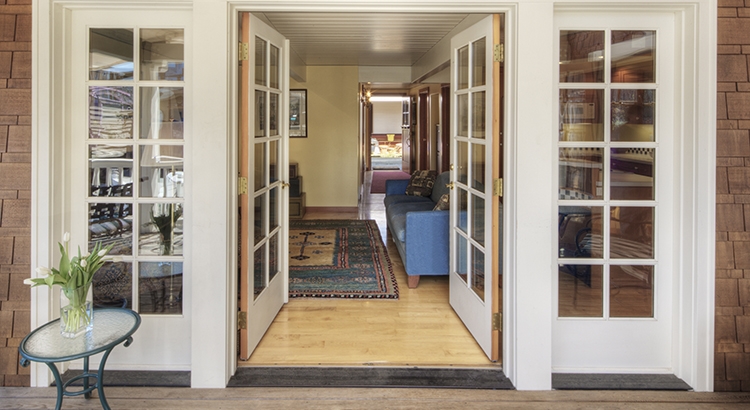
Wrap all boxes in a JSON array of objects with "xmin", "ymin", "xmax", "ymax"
[
  {"xmin": 385, "ymin": 179, "xmax": 410, "ymax": 196},
  {"xmin": 404, "ymin": 210, "xmax": 450, "ymax": 275}
]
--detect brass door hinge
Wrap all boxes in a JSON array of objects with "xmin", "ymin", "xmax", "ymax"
[
  {"xmin": 238, "ymin": 311, "xmax": 247, "ymax": 330},
  {"xmin": 492, "ymin": 312, "xmax": 502, "ymax": 331},
  {"xmin": 239, "ymin": 42, "xmax": 249, "ymax": 61},
  {"xmin": 493, "ymin": 178, "xmax": 503, "ymax": 197},
  {"xmin": 238, "ymin": 176, "xmax": 248, "ymax": 195},
  {"xmin": 493, "ymin": 44, "xmax": 504, "ymax": 63}
]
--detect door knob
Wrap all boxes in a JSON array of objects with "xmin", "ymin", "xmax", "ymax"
[{"xmin": 446, "ymin": 182, "xmax": 454, "ymax": 190}]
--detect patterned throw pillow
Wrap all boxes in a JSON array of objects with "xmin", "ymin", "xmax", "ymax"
[
  {"xmin": 433, "ymin": 193, "xmax": 450, "ymax": 211},
  {"xmin": 405, "ymin": 170, "xmax": 438, "ymax": 197}
]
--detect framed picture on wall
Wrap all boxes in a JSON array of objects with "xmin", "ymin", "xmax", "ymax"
[{"xmin": 290, "ymin": 89, "xmax": 307, "ymax": 138}]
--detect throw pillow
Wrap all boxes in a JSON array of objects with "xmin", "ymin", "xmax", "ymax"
[
  {"xmin": 405, "ymin": 170, "xmax": 438, "ymax": 197},
  {"xmin": 433, "ymin": 193, "xmax": 450, "ymax": 211}
]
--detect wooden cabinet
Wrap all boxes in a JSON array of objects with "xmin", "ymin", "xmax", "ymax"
[{"xmin": 290, "ymin": 192, "xmax": 306, "ymax": 219}]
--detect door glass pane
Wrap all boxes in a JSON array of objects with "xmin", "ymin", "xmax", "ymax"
[
  {"xmin": 270, "ymin": 45, "xmax": 279, "ymax": 89},
  {"xmin": 139, "ymin": 203, "xmax": 183, "ymax": 256},
  {"xmin": 254, "ymin": 142, "xmax": 266, "ymax": 191},
  {"xmin": 457, "ymin": 94, "xmax": 468, "ymax": 137},
  {"xmin": 610, "ymin": 265, "xmax": 653, "ymax": 317},
  {"xmin": 611, "ymin": 148, "xmax": 654, "ymax": 200},
  {"xmin": 558, "ymin": 206, "xmax": 603, "ymax": 259},
  {"xmin": 255, "ymin": 36, "xmax": 266, "ymax": 86},
  {"xmin": 269, "ymin": 187, "xmax": 279, "ymax": 231},
  {"xmin": 559, "ymin": 147, "xmax": 603, "ymax": 200},
  {"xmin": 93, "ymin": 261, "xmax": 132, "ymax": 309},
  {"xmin": 456, "ymin": 233, "xmax": 468, "ymax": 283},
  {"xmin": 610, "ymin": 206, "xmax": 653, "ymax": 259},
  {"xmin": 471, "ymin": 144, "xmax": 485, "ymax": 190},
  {"xmin": 471, "ymin": 194, "xmax": 485, "ymax": 246},
  {"xmin": 457, "ymin": 141, "xmax": 468, "ymax": 184},
  {"xmin": 90, "ymin": 29, "xmax": 134, "ymax": 80},
  {"xmin": 139, "ymin": 145, "xmax": 184, "ymax": 198},
  {"xmin": 611, "ymin": 31, "xmax": 655, "ymax": 83},
  {"xmin": 255, "ymin": 90, "xmax": 266, "ymax": 137},
  {"xmin": 611, "ymin": 89, "xmax": 655, "ymax": 142},
  {"xmin": 269, "ymin": 93, "xmax": 279, "ymax": 136},
  {"xmin": 89, "ymin": 86, "xmax": 134, "ymax": 139},
  {"xmin": 457, "ymin": 188, "xmax": 468, "ymax": 233},
  {"xmin": 253, "ymin": 244, "xmax": 266, "ymax": 300},
  {"xmin": 89, "ymin": 144, "xmax": 134, "ymax": 196},
  {"xmin": 559, "ymin": 89, "xmax": 603, "ymax": 142},
  {"xmin": 269, "ymin": 233, "xmax": 279, "ymax": 282},
  {"xmin": 472, "ymin": 38, "xmax": 486, "ymax": 87},
  {"xmin": 269, "ymin": 140, "xmax": 278, "ymax": 183},
  {"xmin": 471, "ymin": 92, "xmax": 486, "ymax": 139},
  {"xmin": 139, "ymin": 262, "xmax": 183, "ymax": 315},
  {"xmin": 89, "ymin": 203, "xmax": 133, "ymax": 256},
  {"xmin": 559, "ymin": 30, "xmax": 604, "ymax": 83},
  {"xmin": 558, "ymin": 264, "xmax": 603, "ymax": 317},
  {"xmin": 254, "ymin": 194, "xmax": 266, "ymax": 245},
  {"xmin": 140, "ymin": 29, "xmax": 184, "ymax": 81},
  {"xmin": 139, "ymin": 87, "xmax": 184, "ymax": 139},
  {"xmin": 458, "ymin": 45, "xmax": 469, "ymax": 90},
  {"xmin": 471, "ymin": 245, "xmax": 485, "ymax": 301}
]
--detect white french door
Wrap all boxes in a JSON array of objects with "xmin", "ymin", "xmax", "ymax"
[
  {"xmin": 238, "ymin": 13, "xmax": 290, "ymax": 359},
  {"xmin": 449, "ymin": 15, "xmax": 501, "ymax": 361},
  {"xmin": 553, "ymin": 12, "xmax": 676, "ymax": 372}
]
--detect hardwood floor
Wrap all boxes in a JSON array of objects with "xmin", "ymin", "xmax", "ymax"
[{"xmin": 240, "ymin": 172, "xmax": 495, "ymax": 367}]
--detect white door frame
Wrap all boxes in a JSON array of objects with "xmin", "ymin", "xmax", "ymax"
[{"xmin": 31, "ymin": 0, "xmax": 715, "ymax": 391}]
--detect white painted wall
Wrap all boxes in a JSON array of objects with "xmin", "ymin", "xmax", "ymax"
[{"xmin": 372, "ymin": 101, "xmax": 403, "ymax": 134}]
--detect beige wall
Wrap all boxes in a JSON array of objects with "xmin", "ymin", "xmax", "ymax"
[{"xmin": 290, "ymin": 66, "xmax": 360, "ymax": 207}]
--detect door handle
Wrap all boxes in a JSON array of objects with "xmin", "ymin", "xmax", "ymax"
[{"xmin": 446, "ymin": 182, "xmax": 454, "ymax": 190}]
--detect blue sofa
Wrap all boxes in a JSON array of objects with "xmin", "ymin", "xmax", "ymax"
[{"xmin": 384, "ymin": 172, "xmax": 451, "ymax": 288}]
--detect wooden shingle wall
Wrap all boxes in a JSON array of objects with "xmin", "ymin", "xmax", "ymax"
[
  {"xmin": 717, "ymin": 0, "xmax": 750, "ymax": 393},
  {"xmin": 0, "ymin": 0, "xmax": 31, "ymax": 388}
]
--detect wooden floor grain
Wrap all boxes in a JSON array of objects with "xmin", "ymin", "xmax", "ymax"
[{"xmin": 1, "ymin": 387, "xmax": 749, "ymax": 409}]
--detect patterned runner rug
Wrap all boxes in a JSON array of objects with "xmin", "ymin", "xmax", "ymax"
[{"xmin": 289, "ymin": 219, "xmax": 398, "ymax": 299}]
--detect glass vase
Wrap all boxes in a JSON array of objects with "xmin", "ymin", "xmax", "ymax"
[{"xmin": 60, "ymin": 284, "xmax": 94, "ymax": 338}]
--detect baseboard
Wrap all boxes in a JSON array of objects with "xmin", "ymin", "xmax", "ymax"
[{"xmin": 305, "ymin": 206, "xmax": 358, "ymax": 213}]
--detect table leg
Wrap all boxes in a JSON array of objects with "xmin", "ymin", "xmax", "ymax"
[
  {"xmin": 96, "ymin": 346, "xmax": 116, "ymax": 410},
  {"xmin": 83, "ymin": 356, "xmax": 91, "ymax": 399},
  {"xmin": 45, "ymin": 362, "xmax": 64, "ymax": 410}
]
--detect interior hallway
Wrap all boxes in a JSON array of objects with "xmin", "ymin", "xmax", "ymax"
[{"xmin": 239, "ymin": 171, "xmax": 494, "ymax": 367}]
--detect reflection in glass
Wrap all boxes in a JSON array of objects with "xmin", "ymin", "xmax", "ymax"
[
  {"xmin": 558, "ymin": 206, "xmax": 603, "ymax": 259},
  {"xmin": 139, "ymin": 87, "xmax": 184, "ymax": 139},
  {"xmin": 93, "ymin": 262, "xmax": 132, "ymax": 309},
  {"xmin": 255, "ymin": 36, "xmax": 266, "ymax": 86},
  {"xmin": 458, "ymin": 94, "xmax": 468, "ymax": 137},
  {"xmin": 270, "ymin": 45, "xmax": 279, "ymax": 89},
  {"xmin": 472, "ymin": 38, "xmax": 486, "ymax": 87},
  {"xmin": 611, "ymin": 89, "xmax": 655, "ymax": 142},
  {"xmin": 558, "ymin": 264, "xmax": 603, "ymax": 317},
  {"xmin": 270, "ymin": 93, "xmax": 279, "ymax": 136},
  {"xmin": 559, "ymin": 30, "xmax": 604, "ymax": 83},
  {"xmin": 89, "ymin": 145, "xmax": 134, "ymax": 196},
  {"xmin": 269, "ymin": 140, "xmax": 278, "ymax": 183},
  {"xmin": 254, "ymin": 142, "xmax": 266, "ymax": 191},
  {"xmin": 471, "ymin": 245, "xmax": 485, "ymax": 301},
  {"xmin": 456, "ymin": 234, "xmax": 468, "ymax": 283},
  {"xmin": 472, "ymin": 195, "xmax": 485, "ymax": 246},
  {"xmin": 254, "ymin": 194, "xmax": 266, "ymax": 245},
  {"xmin": 457, "ymin": 141, "xmax": 468, "ymax": 184},
  {"xmin": 139, "ymin": 145, "xmax": 184, "ymax": 198},
  {"xmin": 558, "ymin": 147, "xmax": 603, "ymax": 200},
  {"xmin": 90, "ymin": 29, "xmax": 134, "ymax": 80},
  {"xmin": 269, "ymin": 234, "xmax": 279, "ymax": 282},
  {"xmin": 139, "ymin": 262, "xmax": 183, "ymax": 314},
  {"xmin": 458, "ymin": 188, "xmax": 468, "ymax": 233},
  {"xmin": 255, "ymin": 91, "xmax": 266, "ymax": 137},
  {"xmin": 254, "ymin": 245, "xmax": 266, "ymax": 299},
  {"xmin": 559, "ymin": 89, "xmax": 603, "ymax": 142},
  {"xmin": 472, "ymin": 91, "xmax": 486, "ymax": 139},
  {"xmin": 89, "ymin": 86, "xmax": 134, "ymax": 139},
  {"xmin": 269, "ymin": 187, "xmax": 278, "ymax": 231},
  {"xmin": 612, "ymin": 31, "xmax": 655, "ymax": 83},
  {"xmin": 458, "ymin": 45, "xmax": 469, "ymax": 90},
  {"xmin": 610, "ymin": 207, "xmax": 653, "ymax": 259},
  {"xmin": 471, "ymin": 144, "xmax": 485, "ymax": 191},
  {"xmin": 611, "ymin": 148, "xmax": 654, "ymax": 200},
  {"xmin": 138, "ymin": 203, "xmax": 183, "ymax": 256},
  {"xmin": 140, "ymin": 29, "xmax": 184, "ymax": 81},
  {"xmin": 88, "ymin": 203, "xmax": 133, "ymax": 256},
  {"xmin": 610, "ymin": 265, "xmax": 653, "ymax": 317}
]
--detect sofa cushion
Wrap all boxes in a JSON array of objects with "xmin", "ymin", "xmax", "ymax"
[
  {"xmin": 384, "ymin": 194, "xmax": 432, "ymax": 209},
  {"xmin": 387, "ymin": 201, "xmax": 437, "ymax": 242},
  {"xmin": 405, "ymin": 170, "xmax": 437, "ymax": 197},
  {"xmin": 430, "ymin": 172, "xmax": 452, "ymax": 203},
  {"xmin": 433, "ymin": 193, "xmax": 450, "ymax": 211}
]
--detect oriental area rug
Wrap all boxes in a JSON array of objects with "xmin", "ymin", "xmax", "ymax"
[{"xmin": 288, "ymin": 219, "xmax": 399, "ymax": 299}]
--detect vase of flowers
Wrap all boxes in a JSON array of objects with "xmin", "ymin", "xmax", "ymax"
[{"xmin": 25, "ymin": 233, "xmax": 114, "ymax": 338}]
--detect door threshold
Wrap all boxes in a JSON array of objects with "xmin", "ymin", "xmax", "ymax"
[{"xmin": 552, "ymin": 373, "xmax": 691, "ymax": 391}]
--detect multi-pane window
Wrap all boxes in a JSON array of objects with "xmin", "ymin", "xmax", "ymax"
[
  {"xmin": 87, "ymin": 28, "xmax": 185, "ymax": 315},
  {"xmin": 557, "ymin": 30, "xmax": 656, "ymax": 318}
]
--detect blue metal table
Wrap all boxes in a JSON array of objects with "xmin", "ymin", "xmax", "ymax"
[{"xmin": 19, "ymin": 308, "xmax": 141, "ymax": 410}]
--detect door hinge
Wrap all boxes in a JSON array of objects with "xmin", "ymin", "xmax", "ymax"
[
  {"xmin": 493, "ymin": 178, "xmax": 503, "ymax": 197},
  {"xmin": 238, "ymin": 311, "xmax": 247, "ymax": 330},
  {"xmin": 493, "ymin": 44, "xmax": 504, "ymax": 63},
  {"xmin": 239, "ymin": 42, "xmax": 249, "ymax": 61},
  {"xmin": 238, "ymin": 176, "xmax": 248, "ymax": 195},
  {"xmin": 492, "ymin": 312, "xmax": 502, "ymax": 331}
]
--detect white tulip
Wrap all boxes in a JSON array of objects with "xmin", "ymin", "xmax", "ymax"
[
  {"xmin": 98, "ymin": 249, "xmax": 107, "ymax": 257},
  {"xmin": 63, "ymin": 232, "xmax": 70, "ymax": 242},
  {"xmin": 35, "ymin": 266, "xmax": 52, "ymax": 276},
  {"xmin": 23, "ymin": 278, "xmax": 35, "ymax": 285},
  {"xmin": 80, "ymin": 259, "xmax": 87, "ymax": 268}
]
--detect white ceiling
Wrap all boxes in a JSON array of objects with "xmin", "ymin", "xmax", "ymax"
[{"xmin": 254, "ymin": 12, "xmax": 474, "ymax": 67}]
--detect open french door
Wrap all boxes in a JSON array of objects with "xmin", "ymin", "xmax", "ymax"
[
  {"xmin": 449, "ymin": 15, "xmax": 502, "ymax": 361},
  {"xmin": 238, "ymin": 13, "xmax": 290, "ymax": 360}
]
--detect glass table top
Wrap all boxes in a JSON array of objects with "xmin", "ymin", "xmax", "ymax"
[{"xmin": 21, "ymin": 309, "xmax": 140, "ymax": 361}]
